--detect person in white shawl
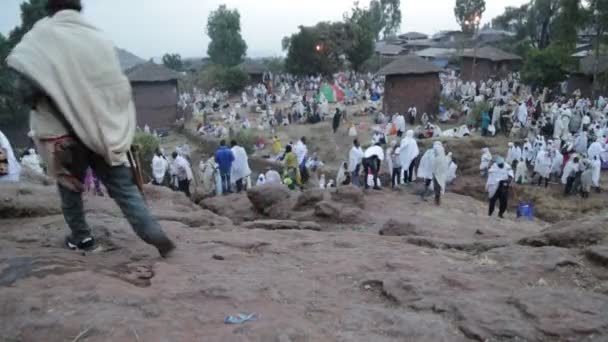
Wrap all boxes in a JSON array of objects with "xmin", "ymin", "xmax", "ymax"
[
  {"xmin": 534, "ymin": 147, "xmax": 553, "ymax": 187},
  {"xmin": 399, "ymin": 130, "xmax": 419, "ymax": 183},
  {"xmin": 480, "ymin": 148, "xmax": 493, "ymax": 176},
  {"xmin": 21, "ymin": 148, "xmax": 45, "ymax": 176},
  {"xmin": 6, "ymin": 1, "xmax": 174, "ymax": 256},
  {"xmin": 562, "ymin": 156, "xmax": 581, "ymax": 195},
  {"xmin": 486, "ymin": 156, "xmax": 514, "ymax": 218},
  {"xmin": 447, "ymin": 152, "xmax": 458, "ymax": 184},
  {"xmin": 230, "ymin": 140, "xmax": 251, "ymax": 193},
  {"xmin": 588, "ymin": 139, "xmax": 606, "ymax": 161},
  {"xmin": 506, "ymin": 142, "xmax": 522, "ymax": 166},
  {"xmin": 590, "ymin": 155, "xmax": 602, "ymax": 190},
  {"xmin": 0, "ymin": 129, "xmax": 21, "ymax": 183},
  {"xmin": 515, "ymin": 157, "xmax": 528, "ymax": 184},
  {"xmin": 517, "ymin": 102, "xmax": 528, "ymax": 125},
  {"xmin": 265, "ymin": 169, "xmax": 282, "ymax": 185},
  {"xmin": 151, "ymin": 149, "xmax": 169, "ymax": 185},
  {"xmin": 424, "ymin": 143, "xmax": 449, "ymax": 205},
  {"xmin": 348, "ymin": 139, "xmax": 364, "ymax": 187},
  {"xmin": 417, "ymin": 147, "xmax": 435, "ymax": 182},
  {"xmin": 574, "ymin": 132, "xmax": 588, "ymax": 155},
  {"xmin": 256, "ymin": 174, "xmax": 266, "ymax": 186}
]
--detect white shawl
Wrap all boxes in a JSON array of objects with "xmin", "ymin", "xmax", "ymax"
[
  {"xmin": 6, "ymin": 10, "xmax": 135, "ymax": 166},
  {"xmin": 231, "ymin": 145, "xmax": 252, "ymax": 181},
  {"xmin": 399, "ymin": 130, "xmax": 419, "ymax": 171}
]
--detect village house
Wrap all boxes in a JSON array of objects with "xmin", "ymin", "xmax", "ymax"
[
  {"xmin": 460, "ymin": 46, "xmax": 522, "ymax": 82},
  {"xmin": 567, "ymin": 54, "xmax": 608, "ymax": 97},
  {"xmin": 126, "ymin": 62, "xmax": 180, "ymax": 131},
  {"xmin": 238, "ymin": 60, "xmax": 269, "ymax": 85},
  {"xmin": 379, "ymin": 55, "xmax": 442, "ymax": 120}
]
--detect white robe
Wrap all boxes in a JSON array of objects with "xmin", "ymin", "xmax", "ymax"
[
  {"xmin": 394, "ymin": 115, "xmax": 406, "ymax": 133},
  {"xmin": 231, "ymin": 145, "xmax": 251, "ymax": 181},
  {"xmin": 431, "ymin": 146, "xmax": 449, "ymax": 194},
  {"xmin": 591, "ymin": 157, "xmax": 602, "ymax": 187},
  {"xmin": 480, "ymin": 150, "xmax": 493, "ymax": 172},
  {"xmin": 152, "ymin": 155, "xmax": 169, "ymax": 184},
  {"xmin": 515, "ymin": 160, "xmax": 528, "ymax": 184},
  {"xmin": 506, "ymin": 146, "xmax": 522, "ymax": 165},
  {"xmin": 21, "ymin": 151, "xmax": 44, "ymax": 175},
  {"xmin": 534, "ymin": 150, "xmax": 552, "ymax": 178},
  {"xmin": 588, "ymin": 142, "xmax": 605, "ymax": 160},
  {"xmin": 265, "ymin": 170, "xmax": 282, "ymax": 185},
  {"xmin": 7, "ymin": 10, "xmax": 135, "ymax": 166},
  {"xmin": 348, "ymin": 146, "xmax": 364, "ymax": 172},
  {"xmin": 417, "ymin": 149, "xmax": 434, "ymax": 180},
  {"xmin": 561, "ymin": 160, "xmax": 580, "ymax": 184},
  {"xmin": 398, "ymin": 130, "xmax": 419, "ymax": 171},
  {"xmin": 517, "ymin": 103, "xmax": 528, "ymax": 124},
  {"xmin": 0, "ymin": 130, "xmax": 20, "ymax": 182},
  {"xmin": 486, "ymin": 163, "xmax": 514, "ymax": 198}
]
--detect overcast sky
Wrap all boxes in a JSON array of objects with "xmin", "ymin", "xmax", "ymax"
[{"xmin": 1, "ymin": 0, "xmax": 529, "ymax": 59}]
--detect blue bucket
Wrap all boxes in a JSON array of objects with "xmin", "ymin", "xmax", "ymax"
[{"xmin": 517, "ymin": 202, "xmax": 534, "ymax": 220}]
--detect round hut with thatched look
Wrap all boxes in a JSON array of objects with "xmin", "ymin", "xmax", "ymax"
[{"xmin": 378, "ymin": 55, "xmax": 442, "ymax": 120}]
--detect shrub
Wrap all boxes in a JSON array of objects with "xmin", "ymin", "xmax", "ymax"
[
  {"xmin": 132, "ymin": 132, "xmax": 160, "ymax": 182},
  {"xmin": 230, "ymin": 129, "xmax": 259, "ymax": 155},
  {"xmin": 468, "ymin": 101, "xmax": 490, "ymax": 127},
  {"xmin": 197, "ymin": 64, "xmax": 248, "ymax": 93}
]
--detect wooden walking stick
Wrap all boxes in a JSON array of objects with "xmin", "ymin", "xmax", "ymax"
[{"xmin": 127, "ymin": 145, "xmax": 146, "ymax": 201}]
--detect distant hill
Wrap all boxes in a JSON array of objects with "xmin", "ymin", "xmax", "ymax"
[{"xmin": 115, "ymin": 47, "xmax": 146, "ymax": 71}]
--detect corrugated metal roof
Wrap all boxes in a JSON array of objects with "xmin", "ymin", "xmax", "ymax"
[
  {"xmin": 416, "ymin": 48, "xmax": 456, "ymax": 59},
  {"xmin": 375, "ymin": 43, "xmax": 405, "ymax": 56},
  {"xmin": 460, "ymin": 46, "xmax": 522, "ymax": 62},
  {"xmin": 238, "ymin": 61, "xmax": 268, "ymax": 75}
]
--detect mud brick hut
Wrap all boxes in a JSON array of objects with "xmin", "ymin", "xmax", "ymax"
[
  {"xmin": 460, "ymin": 46, "xmax": 522, "ymax": 82},
  {"xmin": 379, "ymin": 55, "xmax": 442, "ymax": 119},
  {"xmin": 567, "ymin": 54, "xmax": 608, "ymax": 97},
  {"xmin": 239, "ymin": 61, "xmax": 268, "ymax": 85},
  {"xmin": 126, "ymin": 62, "xmax": 179, "ymax": 130}
]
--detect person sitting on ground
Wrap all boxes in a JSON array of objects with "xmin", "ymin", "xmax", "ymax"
[
  {"xmin": 0, "ymin": 129, "xmax": 21, "ymax": 182},
  {"xmin": 20, "ymin": 148, "xmax": 44, "ymax": 175}
]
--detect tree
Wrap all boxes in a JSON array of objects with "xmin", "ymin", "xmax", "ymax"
[
  {"xmin": 454, "ymin": 0, "xmax": 486, "ymax": 33},
  {"xmin": 162, "ymin": 53, "xmax": 183, "ymax": 71},
  {"xmin": 521, "ymin": 46, "xmax": 571, "ymax": 88},
  {"xmin": 344, "ymin": 6, "xmax": 376, "ymax": 71},
  {"xmin": 206, "ymin": 5, "xmax": 247, "ymax": 67},
  {"xmin": 368, "ymin": 0, "xmax": 402, "ymax": 40},
  {"xmin": 1, "ymin": 0, "xmax": 48, "ymax": 129},
  {"xmin": 284, "ymin": 23, "xmax": 349, "ymax": 76}
]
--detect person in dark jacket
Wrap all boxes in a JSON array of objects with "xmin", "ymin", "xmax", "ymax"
[
  {"xmin": 332, "ymin": 109, "xmax": 342, "ymax": 134},
  {"xmin": 215, "ymin": 140, "xmax": 235, "ymax": 193}
]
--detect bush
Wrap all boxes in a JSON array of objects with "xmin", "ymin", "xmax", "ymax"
[
  {"xmin": 230, "ymin": 129, "xmax": 259, "ymax": 155},
  {"xmin": 468, "ymin": 101, "xmax": 490, "ymax": 127},
  {"xmin": 197, "ymin": 64, "xmax": 248, "ymax": 93},
  {"xmin": 132, "ymin": 132, "xmax": 160, "ymax": 182}
]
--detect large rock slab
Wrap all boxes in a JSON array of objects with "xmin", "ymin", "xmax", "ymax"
[
  {"xmin": 200, "ymin": 193, "xmax": 258, "ymax": 224},
  {"xmin": 519, "ymin": 217, "xmax": 608, "ymax": 248},
  {"xmin": 331, "ymin": 185, "xmax": 365, "ymax": 209},
  {"xmin": 586, "ymin": 245, "xmax": 608, "ymax": 267},
  {"xmin": 0, "ymin": 183, "xmax": 62, "ymax": 219},
  {"xmin": 314, "ymin": 201, "xmax": 361, "ymax": 224}
]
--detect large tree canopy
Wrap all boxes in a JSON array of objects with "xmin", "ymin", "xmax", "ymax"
[
  {"xmin": 454, "ymin": 0, "xmax": 486, "ymax": 33},
  {"xmin": 162, "ymin": 53, "xmax": 183, "ymax": 71},
  {"xmin": 206, "ymin": 5, "xmax": 247, "ymax": 67}
]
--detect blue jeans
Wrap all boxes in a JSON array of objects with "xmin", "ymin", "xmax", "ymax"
[
  {"xmin": 220, "ymin": 169, "xmax": 231, "ymax": 193},
  {"xmin": 58, "ymin": 151, "xmax": 172, "ymax": 249}
]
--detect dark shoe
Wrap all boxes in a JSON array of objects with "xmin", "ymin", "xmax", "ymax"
[
  {"xmin": 65, "ymin": 235, "xmax": 97, "ymax": 251},
  {"xmin": 373, "ymin": 186, "xmax": 381, "ymax": 191},
  {"xmin": 157, "ymin": 239, "xmax": 176, "ymax": 258}
]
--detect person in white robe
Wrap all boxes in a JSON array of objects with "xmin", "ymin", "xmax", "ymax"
[
  {"xmin": 534, "ymin": 148, "xmax": 552, "ymax": 187},
  {"xmin": 515, "ymin": 157, "xmax": 528, "ymax": 184},
  {"xmin": 265, "ymin": 169, "xmax": 282, "ymax": 185},
  {"xmin": 394, "ymin": 113, "xmax": 406, "ymax": 136},
  {"xmin": 588, "ymin": 139, "xmax": 606, "ymax": 161},
  {"xmin": 447, "ymin": 152, "xmax": 458, "ymax": 184},
  {"xmin": 425, "ymin": 144, "xmax": 449, "ymax": 205},
  {"xmin": 151, "ymin": 149, "xmax": 169, "ymax": 185},
  {"xmin": 506, "ymin": 142, "xmax": 522, "ymax": 166},
  {"xmin": 574, "ymin": 132, "xmax": 589, "ymax": 155},
  {"xmin": 21, "ymin": 148, "xmax": 44, "ymax": 175},
  {"xmin": 480, "ymin": 148, "xmax": 493, "ymax": 176},
  {"xmin": 399, "ymin": 130, "xmax": 419, "ymax": 183},
  {"xmin": 590, "ymin": 155, "xmax": 602, "ymax": 190},
  {"xmin": 486, "ymin": 156, "xmax": 514, "ymax": 218},
  {"xmin": 230, "ymin": 141, "xmax": 251, "ymax": 193},
  {"xmin": 348, "ymin": 139, "xmax": 364, "ymax": 187},
  {"xmin": 0, "ymin": 127, "xmax": 21, "ymax": 183},
  {"xmin": 417, "ymin": 148, "xmax": 435, "ymax": 181},
  {"xmin": 562, "ymin": 156, "xmax": 581, "ymax": 195}
]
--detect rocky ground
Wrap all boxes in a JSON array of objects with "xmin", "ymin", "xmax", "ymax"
[{"xmin": 2, "ymin": 179, "xmax": 608, "ymax": 342}]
